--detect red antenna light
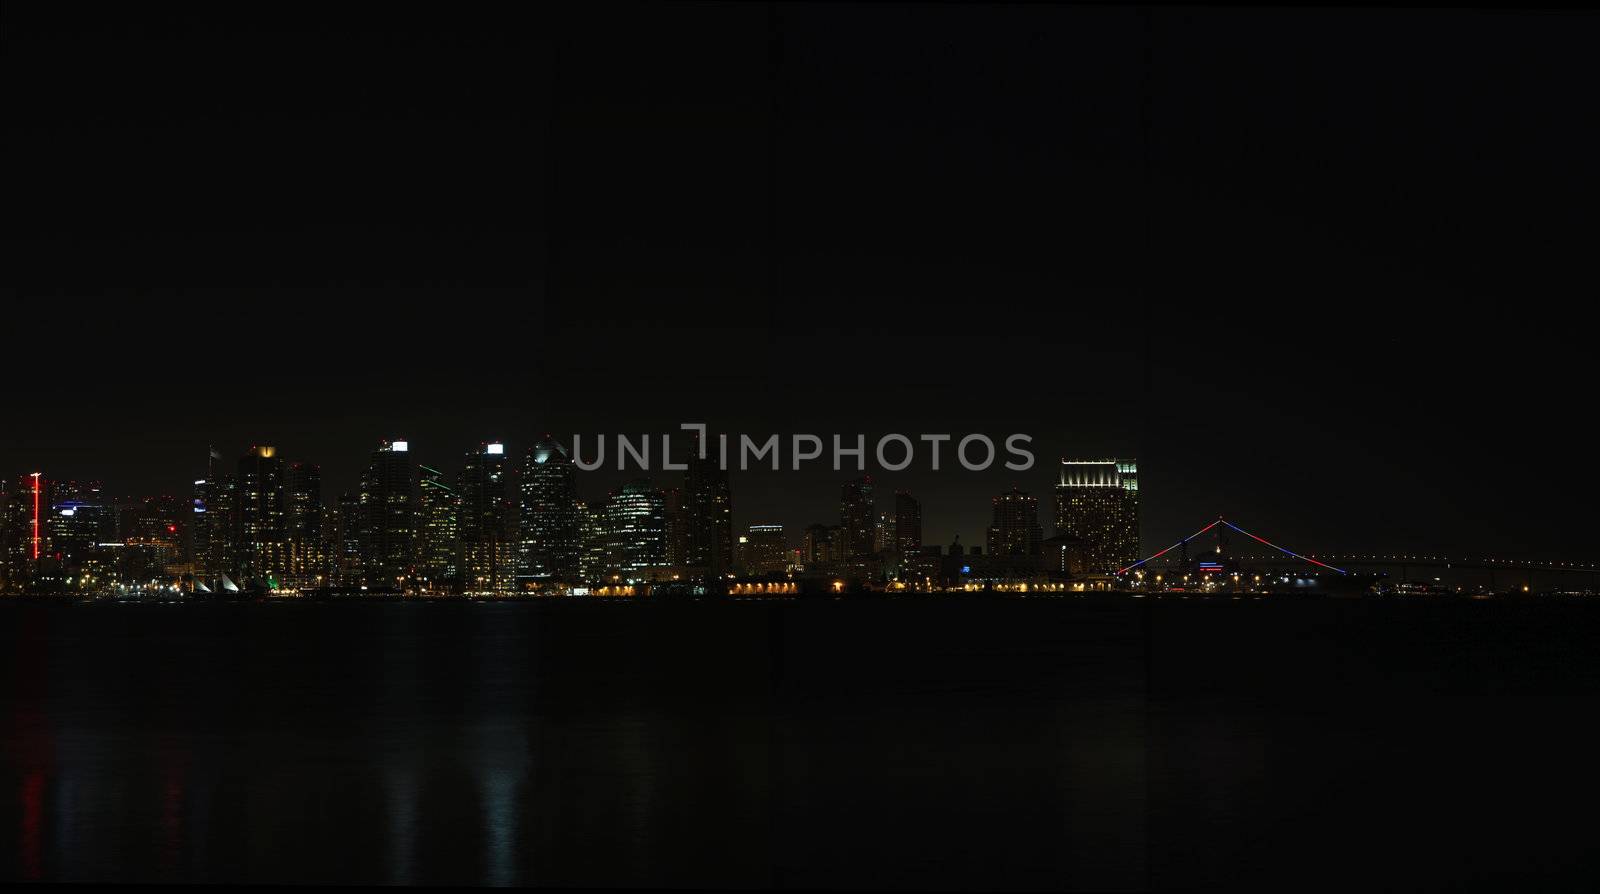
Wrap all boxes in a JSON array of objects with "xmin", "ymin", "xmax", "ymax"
[{"xmin": 29, "ymin": 473, "xmax": 42, "ymax": 561}]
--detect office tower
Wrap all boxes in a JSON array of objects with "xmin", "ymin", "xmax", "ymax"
[
  {"xmin": 0, "ymin": 474, "xmax": 45, "ymax": 591},
  {"xmin": 459, "ymin": 441, "xmax": 514, "ymax": 594},
  {"xmin": 662, "ymin": 487, "xmax": 688, "ymax": 568},
  {"xmin": 235, "ymin": 446, "xmax": 287, "ymax": 586},
  {"xmin": 47, "ymin": 480, "xmax": 112, "ymax": 579},
  {"xmin": 604, "ymin": 480, "xmax": 666, "ymax": 580},
  {"xmin": 416, "ymin": 464, "xmax": 458, "ymax": 592},
  {"xmin": 987, "ymin": 486, "xmax": 1043, "ymax": 566},
  {"xmin": 359, "ymin": 439, "xmax": 415, "ymax": 591},
  {"xmin": 684, "ymin": 442, "xmax": 733, "ymax": 578},
  {"xmin": 577, "ymin": 499, "xmax": 608, "ymax": 583},
  {"xmin": 189, "ymin": 447, "xmax": 228, "ymax": 581},
  {"xmin": 738, "ymin": 524, "xmax": 787, "ymax": 576},
  {"xmin": 283, "ymin": 462, "xmax": 322, "ymax": 586},
  {"xmin": 325, "ymin": 492, "xmax": 364, "ymax": 586},
  {"xmin": 894, "ymin": 491, "xmax": 923, "ymax": 558},
  {"xmin": 1054, "ymin": 458, "xmax": 1140, "ymax": 573},
  {"xmin": 206, "ymin": 473, "xmax": 238, "ymax": 580},
  {"xmin": 190, "ymin": 478, "xmax": 213, "ymax": 574},
  {"xmin": 518, "ymin": 436, "xmax": 580, "ymax": 584},
  {"xmin": 839, "ymin": 476, "xmax": 876, "ymax": 559},
  {"xmin": 874, "ymin": 511, "xmax": 896, "ymax": 554}
]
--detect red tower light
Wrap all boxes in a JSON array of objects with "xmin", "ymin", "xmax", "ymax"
[{"xmin": 29, "ymin": 473, "xmax": 42, "ymax": 561}]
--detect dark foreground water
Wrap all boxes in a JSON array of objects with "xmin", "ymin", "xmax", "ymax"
[{"xmin": 4, "ymin": 596, "xmax": 1598, "ymax": 889}]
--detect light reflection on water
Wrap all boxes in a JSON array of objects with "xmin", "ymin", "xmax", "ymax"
[{"xmin": 5, "ymin": 599, "xmax": 1599, "ymax": 888}]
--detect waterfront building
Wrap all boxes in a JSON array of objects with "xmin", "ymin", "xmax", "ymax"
[
  {"xmin": 685, "ymin": 441, "xmax": 733, "ymax": 578},
  {"xmin": 359, "ymin": 439, "xmax": 415, "ymax": 590},
  {"xmin": 604, "ymin": 480, "xmax": 666, "ymax": 581},
  {"xmin": 518, "ymin": 436, "xmax": 580, "ymax": 585},
  {"xmin": 1054, "ymin": 458, "xmax": 1139, "ymax": 573},
  {"xmin": 840, "ymin": 476, "xmax": 876, "ymax": 560},
  {"xmin": 738, "ymin": 524, "xmax": 787, "ymax": 576},
  {"xmin": 283, "ymin": 462, "xmax": 322, "ymax": 586},
  {"xmin": 987, "ymin": 486, "xmax": 1043, "ymax": 571},
  {"xmin": 416, "ymin": 464, "xmax": 458, "ymax": 592},
  {"xmin": 459, "ymin": 441, "xmax": 514, "ymax": 594},
  {"xmin": 235, "ymin": 446, "xmax": 287, "ymax": 586}
]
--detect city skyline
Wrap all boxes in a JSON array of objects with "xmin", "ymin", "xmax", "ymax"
[
  {"xmin": 6, "ymin": 434, "xmax": 1597, "ymax": 599},
  {"xmin": 3, "ymin": 438, "xmax": 1141, "ymax": 594},
  {"xmin": 6, "ymin": 427, "xmax": 1600, "ymax": 569}
]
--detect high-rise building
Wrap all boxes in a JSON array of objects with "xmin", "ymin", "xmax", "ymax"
[
  {"xmin": 577, "ymin": 499, "xmax": 608, "ymax": 583},
  {"xmin": 662, "ymin": 486, "xmax": 689, "ymax": 568},
  {"xmin": 235, "ymin": 446, "xmax": 287, "ymax": 586},
  {"xmin": 283, "ymin": 462, "xmax": 322, "ymax": 586},
  {"xmin": 459, "ymin": 441, "xmax": 514, "ymax": 594},
  {"xmin": 190, "ymin": 477, "xmax": 213, "ymax": 575},
  {"xmin": 987, "ymin": 486, "xmax": 1043, "ymax": 568},
  {"xmin": 737, "ymin": 524, "xmax": 787, "ymax": 576},
  {"xmin": 193, "ymin": 470, "xmax": 238, "ymax": 582},
  {"xmin": 1054, "ymin": 458, "xmax": 1139, "ymax": 573},
  {"xmin": 0, "ymin": 474, "xmax": 46, "ymax": 592},
  {"xmin": 684, "ymin": 441, "xmax": 733, "ymax": 578},
  {"xmin": 518, "ymin": 436, "xmax": 580, "ymax": 585},
  {"xmin": 840, "ymin": 476, "xmax": 876, "ymax": 559},
  {"xmin": 873, "ymin": 511, "xmax": 896, "ymax": 554},
  {"xmin": 325, "ymin": 492, "xmax": 364, "ymax": 586},
  {"xmin": 894, "ymin": 491, "xmax": 922, "ymax": 558},
  {"xmin": 359, "ymin": 439, "xmax": 415, "ymax": 591},
  {"xmin": 416, "ymin": 464, "xmax": 458, "ymax": 592},
  {"xmin": 604, "ymin": 480, "xmax": 666, "ymax": 581},
  {"xmin": 47, "ymin": 480, "xmax": 112, "ymax": 580}
]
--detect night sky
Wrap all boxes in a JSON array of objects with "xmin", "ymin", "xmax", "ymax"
[{"xmin": 5, "ymin": 5, "xmax": 1596, "ymax": 561}]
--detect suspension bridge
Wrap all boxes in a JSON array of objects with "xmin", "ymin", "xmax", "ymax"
[{"xmin": 1117, "ymin": 516, "xmax": 1600, "ymax": 591}]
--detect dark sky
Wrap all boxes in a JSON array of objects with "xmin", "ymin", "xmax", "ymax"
[{"xmin": 4, "ymin": 5, "xmax": 1596, "ymax": 561}]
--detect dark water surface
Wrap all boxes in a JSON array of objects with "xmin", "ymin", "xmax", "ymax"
[{"xmin": 4, "ymin": 597, "xmax": 1598, "ymax": 888}]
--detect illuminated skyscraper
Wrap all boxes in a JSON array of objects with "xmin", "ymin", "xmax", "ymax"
[
  {"xmin": 894, "ymin": 491, "xmax": 922, "ymax": 558},
  {"xmin": 235, "ymin": 446, "xmax": 287, "ymax": 586},
  {"xmin": 987, "ymin": 486, "xmax": 1043, "ymax": 566},
  {"xmin": 662, "ymin": 486, "xmax": 689, "ymax": 568},
  {"xmin": 840, "ymin": 476, "xmax": 876, "ymax": 559},
  {"xmin": 684, "ymin": 441, "xmax": 733, "ymax": 578},
  {"xmin": 325, "ymin": 492, "xmax": 363, "ymax": 586},
  {"xmin": 416, "ymin": 464, "xmax": 458, "ymax": 592},
  {"xmin": 1054, "ymin": 458, "xmax": 1139, "ymax": 573},
  {"xmin": 459, "ymin": 441, "xmax": 514, "ymax": 594},
  {"xmin": 604, "ymin": 480, "xmax": 666, "ymax": 581},
  {"xmin": 190, "ymin": 477, "xmax": 213, "ymax": 574},
  {"xmin": 196, "ymin": 472, "xmax": 238, "ymax": 581},
  {"xmin": 518, "ymin": 436, "xmax": 580, "ymax": 584},
  {"xmin": 283, "ymin": 462, "xmax": 322, "ymax": 586},
  {"xmin": 359, "ymin": 439, "xmax": 415, "ymax": 590},
  {"xmin": 0, "ymin": 474, "xmax": 45, "ymax": 591},
  {"xmin": 577, "ymin": 499, "xmax": 608, "ymax": 583},
  {"xmin": 47, "ymin": 480, "xmax": 111, "ymax": 580}
]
